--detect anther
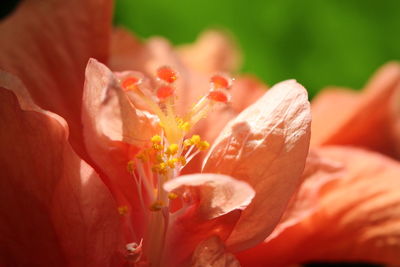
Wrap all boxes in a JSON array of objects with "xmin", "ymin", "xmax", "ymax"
[
  {"xmin": 184, "ymin": 139, "xmax": 192, "ymax": 147},
  {"xmin": 152, "ymin": 163, "xmax": 167, "ymax": 174},
  {"xmin": 198, "ymin": 140, "xmax": 210, "ymax": 151},
  {"xmin": 118, "ymin": 206, "xmax": 128, "ymax": 215},
  {"xmin": 157, "ymin": 66, "xmax": 178, "ymax": 83},
  {"xmin": 168, "ymin": 192, "xmax": 178, "ymax": 200},
  {"xmin": 127, "ymin": 160, "xmax": 136, "ymax": 173},
  {"xmin": 152, "ymin": 143, "xmax": 163, "ymax": 151},
  {"xmin": 167, "ymin": 158, "xmax": 179, "ymax": 168},
  {"xmin": 190, "ymin": 135, "xmax": 201, "ymax": 145},
  {"xmin": 150, "ymin": 200, "xmax": 164, "ymax": 211},
  {"xmin": 166, "ymin": 144, "xmax": 179, "ymax": 156},
  {"xmin": 151, "ymin": 135, "xmax": 162, "ymax": 143}
]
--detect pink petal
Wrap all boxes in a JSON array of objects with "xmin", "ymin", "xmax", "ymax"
[
  {"xmin": 203, "ymin": 80, "xmax": 311, "ymax": 251},
  {"xmin": 164, "ymin": 174, "xmax": 255, "ymax": 220},
  {"xmin": 0, "ymin": 0, "xmax": 112, "ymax": 157},
  {"xmin": 185, "ymin": 74, "xmax": 268, "ymax": 173},
  {"xmin": 311, "ymin": 62, "xmax": 400, "ymax": 157},
  {"xmin": 183, "ymin": 108, "xmax": 238, "ymax": 174},
  {"xmin": 238, "ymin": 146, "xmax": 400, "ymax": 266},
  {"xmin": 0, "ymin": 73, "xmax": 122, "ymax": 265},
  {"xmin": 162, "ymin": 173, "xmax": 254, "ymax": 266},
  {"xmin": 82, "ymin": 59, "xmax": 157, "ymax": 239},
  {"xmin": 177, "ymin": 30, "xmax": 241, "ymax": 73},
  {"xmin": 191, "ymin": 236, "xmax": 241, "ymax": 267}
]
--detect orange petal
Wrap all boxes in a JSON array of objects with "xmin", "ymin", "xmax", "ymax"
[
  {"xmin": 162, "ymin": 173, "xmax": 254, "ymax": 265},
  {"xmin": 311, "ymin": 62, "xmax": 400, "ymax": 157},
  {"xmin": 164, "ymin": 173, "xmax": 255, "ymax": 220},
  {"xmin": 191, "ymin": 236, "xmax": 241, "ymax": 267},
  {"xmin": 0, "ymin": 0, "xmax": 112, "ymax": 157},
  {"xmin": 177, "ymin": 30, "xmax": 241, "ymax": 73},
  {"xmin": 238, "ymin": 146, "xmax": 400, "ymax": 266},
  {"xmin": 82, "ymin": 59, "xmax": 157, "ymax": 239},
  {"xmin": 183, "ymin": 107, "xmax": 238, "ymax": 174},
  {"xmin": 203, "ymin": 80, "xmax": 311, "ymax": 251},
  {"xmin": 0, "ymin": 74, "xmax": 121, "ymax": 265}
]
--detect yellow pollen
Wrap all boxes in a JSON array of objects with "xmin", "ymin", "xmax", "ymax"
[
  {"xmin": 190, "ymin": 135, "xmax": 201, "ymax": 145},
  {"xmin": 118, "ymin": 206, "xmax": 128, "ymax": 215},
  {"xmin": 198, "ymin": 140, "xmax": 210, "ymax": 151},
  {"xmin": 168, "ymin": 192, "xmax": 178, "ymax": 200},
  {"xmin": 183, "ymin": 139, "xmax": 192, "ymax": 147},
  {"xmin": 167, "ymin": 158, "xmax": 179, "ymax": 168},
  {"xmin": 160, "ymin": 162, "xmax": 167, "ymax": 169},
  {"xmin": 151, "ymin": 135, "xmax": 162, "ymax": 143},
  {"xmin": 166, "ymin": 144, "xmax": 179, "ymax": 155},
  {"xmin": 151, "ymin": 162, "xmax": 168, "ymax": 174},
  {"xmin": 150, "ymin": 200, "xmax": 164, "ymax": 211},
  {"xmin": 127, "ymin": 160, "xmax": 135, "ymax": 173},
  {"xmin": 152, "ymin": 143, "xmax": 163, "ymax": 151}
]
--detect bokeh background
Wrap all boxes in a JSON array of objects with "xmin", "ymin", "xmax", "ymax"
[{"xmin": 115, "ymin": 0, "xmax": 400, "ymax": 99}]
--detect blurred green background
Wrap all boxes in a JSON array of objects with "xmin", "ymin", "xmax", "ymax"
[{"xmin": 114, "ymin": 0, "xmax": 400, "ymax": 98}]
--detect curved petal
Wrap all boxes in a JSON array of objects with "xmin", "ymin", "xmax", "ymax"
[
  {"xmin": 238, "ymin": 147, "xmax": 400, "ymax": 266},
  {"xmin": 177, "ymin": 30, "xmax": 241, "ymax": 73},
  {"xmin": 311, "ymin": 62, "xmax": 400, "ymax": 157},
  {"xmin": 162, "ymin": 173, "xmax": 254, "ymax": 266},
  {"xmin": 191, "ymin": 236, "xmax": 240, "ymax": 267},
  {"xmin": 164, "ymin": 174, "xmax": 255, "ymax": 220},
  {"xmin": 0, "ymin": 74, "xmax": 121, "ymax": 266},
  {"xmin": 203, "ymin": 80, "xmax": 311, "ymax": 251},
  {"xmin": 183, "ymin": 107, "xmax": 237, "ymax": 175},
  {"xmin": 0, "ymin": 0, "xmax": 112, "ymax": 157},
  {"xmin": 82, "ymin": 59, "xmax": 158, "ymax": 240}
]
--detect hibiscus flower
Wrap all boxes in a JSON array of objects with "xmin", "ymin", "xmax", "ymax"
[
  {"xmin": 0, "ymin": 0, "xmax": 311, "ymax": 266},
  {"xmin": 2, "ymin": 0, "xmax": 399, "ymax": 266}
]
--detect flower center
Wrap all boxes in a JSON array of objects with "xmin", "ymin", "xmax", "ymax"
[{"xmin": 119, "ymin": 67, "xmax": 232, "ymax": 266}]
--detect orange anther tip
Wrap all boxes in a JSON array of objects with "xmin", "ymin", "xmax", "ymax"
[
  {"xmin": 122, "ymin": 77, "xmax": 140, "ymax": 91},
  {"xmin": 157, "ymin": 66, "xmax": 178, "ymax": 83},
  {"xmin": 207, "ymin": 90, "xmax": 229, "ymax": 103},
  {"xmin": 157, "ymin": 85, "xmax": 175, "ymax": 100},
  {"xmin": 211, "ymin": 75, "xmax": 231, "ymax": 89}
]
